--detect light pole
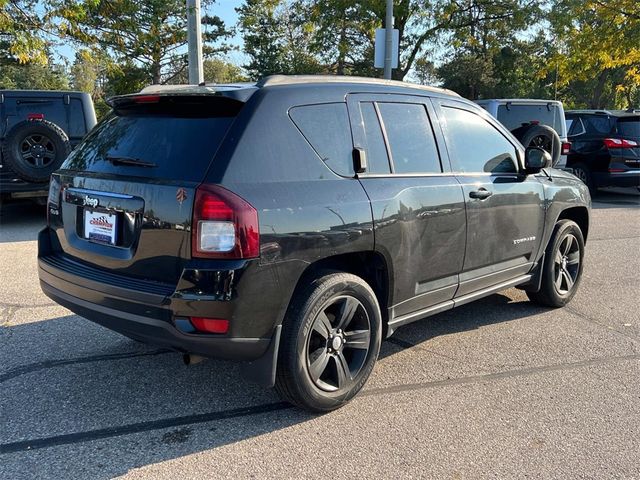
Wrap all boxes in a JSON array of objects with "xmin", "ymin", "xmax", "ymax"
[
  {"xmin": 383, "ymin": 0, "xmax": 393, "ymax": 80},
  {"xmin": 187, "ymin": 0, "xmax": 204, "ymax": 84}
]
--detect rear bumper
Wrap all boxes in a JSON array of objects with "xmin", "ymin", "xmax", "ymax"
[
  {"xmin": 593, "ymin": 170, "xmax": 640, "ymax": 188},
  {"xmin": 39, "ymin": 278, "xmax": 271, "ymax": 360},
  {"xmin": 37, "ymin": 228, "xmax": 281, "ymax": 362}
]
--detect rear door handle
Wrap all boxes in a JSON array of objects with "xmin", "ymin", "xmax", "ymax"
[{"xmin": 469, "ymin": 188, "xmax": 493, "ymax": 200}]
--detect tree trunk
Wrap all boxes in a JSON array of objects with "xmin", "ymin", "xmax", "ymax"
[{"xmin": 589, "ymin": 70, "xmax": 609, "ymax": 109}]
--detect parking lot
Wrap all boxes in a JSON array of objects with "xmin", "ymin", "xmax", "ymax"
[{"xmin": 1, "ymin": 189, "xmax": 639, "ymax": 479}]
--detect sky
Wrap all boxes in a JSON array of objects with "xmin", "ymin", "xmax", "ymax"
[{"xmin": 53, "ymin": 0, "xmax": 247, "ymax": 66}]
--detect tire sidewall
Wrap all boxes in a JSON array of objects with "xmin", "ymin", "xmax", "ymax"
[
  {"xmin": 514, "ymin": 124, "xmax": 561, "ymax": 167},
  {"xmin": 285, "ymin": 274, "xmax": 382, "ymax": 411},
  {"xmin": 571, "ymin": 163, "xmax": 595, "ymax": 193},
  {"xmin": 542, "ymin": 220, "xmax": 585, "ymax": 306},
  {"xmin": 2, "ymin": 120, "xmax": 70, "ymax": 183}
]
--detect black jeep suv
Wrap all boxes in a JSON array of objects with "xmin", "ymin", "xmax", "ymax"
[
  {"xmin": 565, "ymin": 109, "xmax": 640, "ymax": 192},
  {"xmin": 38, "ymin": 76, "xmax": 591, "ymax": 411}
]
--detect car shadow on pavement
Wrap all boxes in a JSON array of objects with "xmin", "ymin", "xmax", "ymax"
[
  {"xmin": 590, "ymin": 188, "xmax": 640, "ymax": 210},
  {"xmin": 0, "ymin": 201, "xmax": 46, "ymax": 243},
  {"xmin": 0, "ymin": 290, "xmax": 550, "ymax": 479}
]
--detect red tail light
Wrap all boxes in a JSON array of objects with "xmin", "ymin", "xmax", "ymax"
[
  {"xmin": 190, "ymin": 317, "xmax": 229, "ymax": 334},
  {"xmin": 192, "ymin": 184, "xmax": 259, "ymax": 259},
  {"xmin": 561, "ymin": 142, "xmax": 571, "ymax": 155},
  {"xmin": 27, "ymin": 113, "xmax": 45, "ymax": 120},
  {"xmin": 603, "ymin": 138, "xmax": 638, "ymax": 149}
]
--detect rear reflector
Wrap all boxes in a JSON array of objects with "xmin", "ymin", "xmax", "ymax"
[
  {"xmin": 608, "ymin": 168, "xmax": 626, "ymax": 173},
  {"xmin": 192, "ymin": 184, "xmax": 259, "ymax": 259},
  {"xmin": 190, "ymin": 317, "xmax": 229, "ymax": 334},
  {"xmin": 27, "ymin": 113, "xmax": 45, "ymax": 120},
  {"xmin": 561, "ymin": 142, "xmax": 571, "ymax": 155},
  {"xmin": 604, "ymin": 138, "xmax": 638, "ymax": 149}
]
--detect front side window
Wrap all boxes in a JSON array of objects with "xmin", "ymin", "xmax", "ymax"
[
  {"xmin": 442, "ymin": 107, "xmax": 518, "ymax": 174},
  {"xmin": 377, "ymin": 102, "xmax": 441, "ymax": 174}
]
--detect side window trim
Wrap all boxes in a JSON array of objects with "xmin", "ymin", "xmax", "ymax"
[
  {"xmin": 346, "ymin": 93, "xmax": 451, "ymax": 176},
  {"xmin": 371, "ymin": 101, "xmax": 396, "ymax": 174},
  {"xmin": 433, "ymin": 99, "xmax": 523, "ymax": 175}
]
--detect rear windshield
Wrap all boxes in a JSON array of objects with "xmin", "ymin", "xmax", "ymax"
[
  {"xmin": 616, "ymin": 117, "xmax": 640, "ymax": 137},
  {"xmin": 496, "ymin": 104, "xmax": 564, "ymax": 136},
  {"xmin": 61, "ymin": 97, "xmax": 238, "ymax": 182}
]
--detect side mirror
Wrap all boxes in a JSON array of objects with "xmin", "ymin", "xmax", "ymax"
[{"xmin": 524, "ymin": 147, "xmax": 552, "ymax": 173}]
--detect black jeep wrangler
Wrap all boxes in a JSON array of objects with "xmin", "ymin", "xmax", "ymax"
[
  {"xmin": 0, "ymin": 90, "xmax": 96, "ymax": 203},
  {"xmin": 38, "ymin": 76, "xmax": 591, "ymax": 411}
]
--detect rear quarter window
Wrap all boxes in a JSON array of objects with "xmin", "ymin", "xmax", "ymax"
[{"xmin": 289, "ymin": 103, "xmax": 353, "ymax": 176}]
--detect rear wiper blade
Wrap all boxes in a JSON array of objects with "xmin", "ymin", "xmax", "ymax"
[{"xmin": 106, "ymin": 156, "xmax": 157, "ymax": 168}]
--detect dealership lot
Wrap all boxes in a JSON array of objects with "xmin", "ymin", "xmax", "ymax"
[{"xmin": 1, "ymin": 189, "xmax": 639, "ymax": 479}]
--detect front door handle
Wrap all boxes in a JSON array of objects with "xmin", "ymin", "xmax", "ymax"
[{"xmin": 469, "ymin": 188, "xmax": 493, "ymax": 200}]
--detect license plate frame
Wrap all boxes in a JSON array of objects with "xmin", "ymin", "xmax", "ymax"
[{"xmin": 83, "ymin": 209, "xmax": 118, "ymax": 246}]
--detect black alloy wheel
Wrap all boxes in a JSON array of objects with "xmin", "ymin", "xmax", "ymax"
[
  {"xmin": 552, "ymin": 233, "xmax": 580, "ymax": 295},
  {"xmin": 275, "ymin": 272, "xmax": 382, "ymax": 412},
  {"xmin": 306, "ymin": 295, "xmax": 371, "ymax": 392},
  {"xmin": 526, "ymin": 219, "xmax": 585, "ymax": 307},
  {"xmin": 20, "ymin": 133, "xmax": 57, "ymax": 169},
  {"xmin": 529, "ymin": 134, "xmax": 553, "ymax": 153}
]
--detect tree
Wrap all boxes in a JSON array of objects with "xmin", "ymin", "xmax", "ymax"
[
  {"xmin": 52, "ymin": 0, "xmax": 232, "ymax": 84},
  {"xmin": 237, "ymin": 0, "xmax": 321, "ymax": 78},
  {"xmin": 0, "ymin": 62, "xmax": 70, "ymax": 89},
  {"xmin": 547, "ymin": 0, "xmax": 640, "ymax": 108},
  {"xmin": 0, "ymin": 0, "xmax": 49, "ymax": 64},
  {"xmin": 167, "ymin": 58, "xmax": 248, "ymax": 84}
]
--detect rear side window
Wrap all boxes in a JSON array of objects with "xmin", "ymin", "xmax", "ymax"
[
  {"xmin": 616, "ymin": 117, "xmax": 640, "ymax": 137},
  {"xmin": 62, "ymin": 98, "xmax": 238, "ymax": 182},
  {"xmin": 442, "ymin": 107, "xmax": 518, "ymax": 174},
  {"xmin": 289, "ymin": 103, "xmax": 353, "ymax": 176},
  {"xmin": 377, "ymin": 102, "xmax": 441, "ymax": 174}
]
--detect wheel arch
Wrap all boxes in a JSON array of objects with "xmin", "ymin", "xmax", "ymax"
[
  {"xmin": 285, "ymin": 251, "xmax": 392, "ymax": 336},
  {"xmin": 557, "ymin": 206, "xmax": 590, "ymax": 243}
]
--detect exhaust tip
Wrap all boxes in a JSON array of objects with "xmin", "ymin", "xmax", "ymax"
[{"xmin": 183, "ymin": 354, "xmax": 206, "ymax": 366}]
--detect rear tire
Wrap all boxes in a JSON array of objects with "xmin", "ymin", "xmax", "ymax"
[
  {"xmin": 275, "ymin": 272, "xmax": 382, "ymax": 412},
  {"xmin": 527, "ymin": 220, "xmax": 584, "ymax": 308},
  {"xmin": 571, "ymin": 163, "xmax": 596, "ymax": 195}
]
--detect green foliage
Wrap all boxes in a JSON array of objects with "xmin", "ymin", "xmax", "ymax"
[
  {"xmin": 167, "ymin": 58, "xmax": 248, "ymax": 84},
  {"xmin": 0, "ymin": 0, "xmax": 49, "ymax": 64},
  {"xmin": 546, "ymin": 0, "xmax": 640, "ymax": 108},
  {"xmin": 52, "ymin": 0, "xmax": 232, "ymax": 84},
  {"xmin": 237, "ymin": 0, "xmax": 322, "ymax": 78},
  {"xmin": 0, "ymin": 62, "xmax": 70, "ymax": 89}
]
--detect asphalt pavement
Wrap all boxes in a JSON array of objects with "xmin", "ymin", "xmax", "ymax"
[{"xmin": 1, "ymin": 188, "xmax": 639, "ymax": 479}]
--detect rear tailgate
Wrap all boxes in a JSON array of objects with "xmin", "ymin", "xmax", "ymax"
[
  {"xmin": 45, "ymin": 94, "xmax": 243, "ymax": 284},
  {"xmin": 615, "ymin": 116, "xmax": 640, "ymax": 168}
]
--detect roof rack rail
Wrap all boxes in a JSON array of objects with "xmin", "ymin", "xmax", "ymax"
[{"xmin": 256, "ymin": 74, "xmax": 460, "ymax": 96}]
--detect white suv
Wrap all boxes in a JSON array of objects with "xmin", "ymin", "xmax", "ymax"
[{"xmin": 475, "ymin": 99, "xmax": 570, "ymax": 168}]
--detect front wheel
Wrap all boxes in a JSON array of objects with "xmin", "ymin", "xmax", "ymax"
[
  {"xmin": 527, "ymin": 220, "xmax": 585, "ymax": 307},
  {"xmin": 275, "ymin": 272, "xmax": 382, "ymax": 412}
]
